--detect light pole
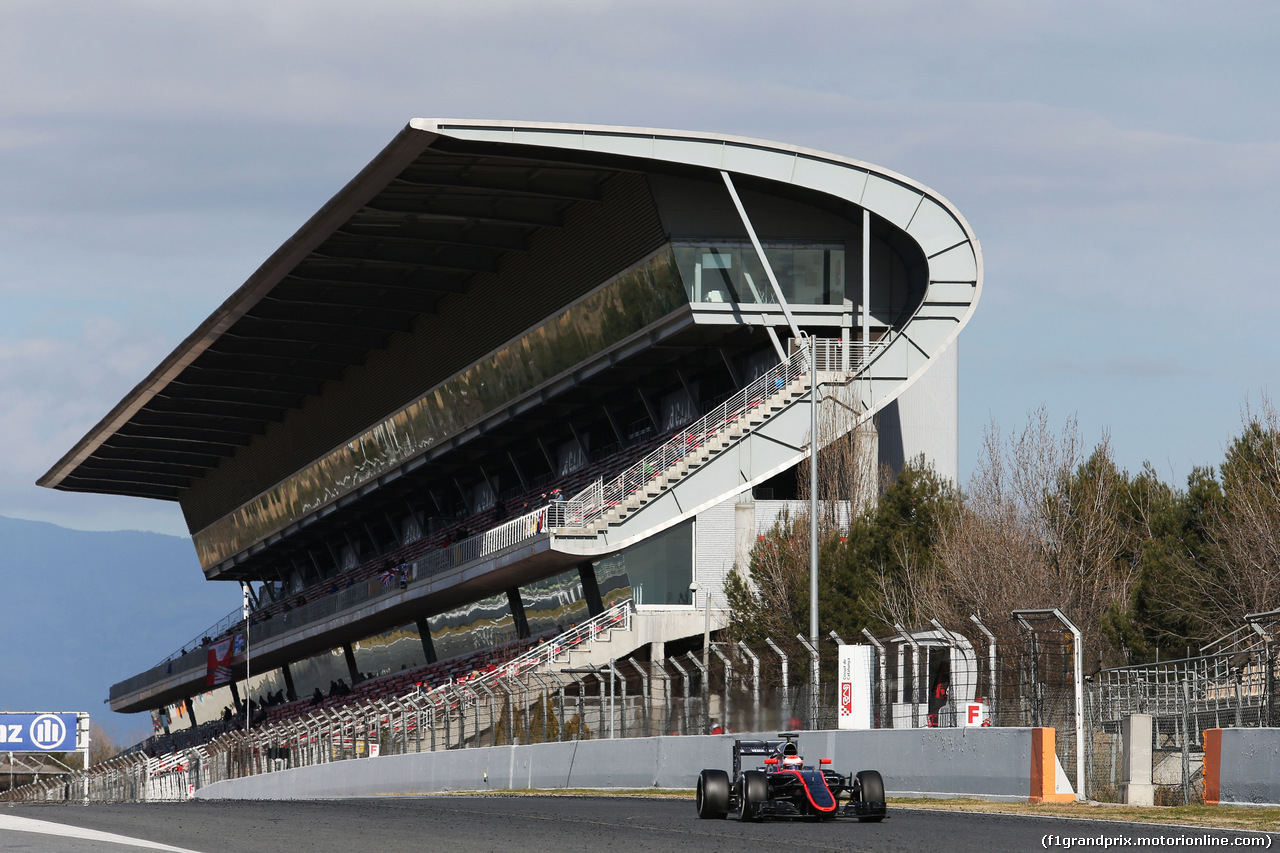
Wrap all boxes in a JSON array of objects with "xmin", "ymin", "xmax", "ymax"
[{"xmin": 808, "ymin": 336, "xmax": 819, "ymax": 659}]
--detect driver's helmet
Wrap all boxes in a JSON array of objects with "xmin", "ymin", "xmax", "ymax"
[{"xmin": 783, "ymin": 755, "xmax": 804, "ymax": 767}]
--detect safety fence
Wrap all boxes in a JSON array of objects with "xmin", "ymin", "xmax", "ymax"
[
  {"xmin": 22, "ymin": 616, "xmax": 1273, "ymax": 804},
  {"xmin": 4, "ymin": 602, "xmax": 1092, "ymax": 804}
]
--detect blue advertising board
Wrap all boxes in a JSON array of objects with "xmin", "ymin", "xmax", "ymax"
[{"xmin": 0, "ymin": 713, "xmax": 80, "ymax": 751}]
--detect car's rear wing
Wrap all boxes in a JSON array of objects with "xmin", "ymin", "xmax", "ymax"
[{"xmin": 732, "ymin": 739, "xmax": 784, "ymax": 776}]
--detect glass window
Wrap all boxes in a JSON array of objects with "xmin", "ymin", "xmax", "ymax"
[
  {"xmin": 674, "ymin": 243, "xmax": 844, "ymax": 307},
  {"xmin": 595, "ymin": 519, "xmax": 694, "ymax": 607}
]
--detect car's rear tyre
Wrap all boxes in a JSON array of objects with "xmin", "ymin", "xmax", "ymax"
[
  {"xmin": 738, "ymin": 769, "xmax": 767, "ymax": 822},
  {"xmin": 854, "ymin": 769, "xmax": 886, "ymax": 823},
  {"xmin": 696, "ymin": 769, "xmax": 730, "ymax": 819}
]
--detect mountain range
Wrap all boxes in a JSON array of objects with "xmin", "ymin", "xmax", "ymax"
[{"xmin": 0, "ymin": 515, "xmax": 239, "ymax": 746}]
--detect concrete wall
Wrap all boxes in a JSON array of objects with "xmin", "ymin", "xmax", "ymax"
[
  {"xmin": 196, "ymin": 728, "xmax": 1038, "ymax": 802},
  {"xmin": 1204, "ymin": 728, "xmax": 1280, "ymax": 807}
]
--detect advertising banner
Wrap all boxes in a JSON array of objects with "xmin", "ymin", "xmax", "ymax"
[
  {"xmin": 0, "ymin": 712, "xmax": 80, "ymax": 751},
  {"xmin": 837, "ymin": 644, "xmax": 874, "ymax": 730}
]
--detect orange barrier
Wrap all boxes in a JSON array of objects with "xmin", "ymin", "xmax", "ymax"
[
  {"xmin": 1029, "ymin": 727, "xmax": 1074, "ymax": 803},
  {"xmin": 1202, "ymin": 728, "xmax": 1221, "ymax": 805}
]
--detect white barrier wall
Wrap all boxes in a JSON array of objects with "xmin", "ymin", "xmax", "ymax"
[{"xmin": 196, "ymin": 728, "xmax": 1040, "ymax": 802}]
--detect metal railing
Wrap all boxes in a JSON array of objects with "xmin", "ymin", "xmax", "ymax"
[{"xmin": 578, "ymin": 336, "xmax": 885, "ymax": 521}]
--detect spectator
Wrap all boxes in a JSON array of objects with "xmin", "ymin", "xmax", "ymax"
[
  {"xmin": 328, "ymin": 680, "xmax": 340, "ymax": 698},
  {"xmin": 310, "ymin": 688, "xmax": 324, "ymax": 707}
]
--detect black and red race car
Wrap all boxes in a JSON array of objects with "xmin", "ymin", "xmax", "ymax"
[{"xmin": 695, "ymin": 733, "xmax": 886, "ymax": 822}]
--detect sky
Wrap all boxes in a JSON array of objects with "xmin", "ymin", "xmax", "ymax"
[{"xmin": 3, "ymin": 0, "xmax": 1278, "ymax": 541}]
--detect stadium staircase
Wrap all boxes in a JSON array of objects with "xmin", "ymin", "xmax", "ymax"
[{"xmin": 548, "ymin": 336, "xmax": 883, "ymax": 555}]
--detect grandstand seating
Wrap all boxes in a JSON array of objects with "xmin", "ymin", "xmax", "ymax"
[
  {"xmin": 190, "ymin": 429, "xmax": 669, "ymax": 651},
  {"xmin": 137, "ymin": 633, "xmax": 555, "ymax": 756}
]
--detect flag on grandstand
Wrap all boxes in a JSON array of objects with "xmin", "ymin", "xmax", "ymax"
[
  {"xmin": 380, "ymin": 569, "xmax": 397, "ymax": 587},
  {"xmin": 206, "ymin": 638, "xmax": 234, "ymax": 687},
  {"xmin": 206, "ymin": 632, "xmax": 247, "ymax": 687}
]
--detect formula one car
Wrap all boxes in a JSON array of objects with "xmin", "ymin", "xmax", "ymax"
[{"xmin": 695, "ymin": 733, "xmax": 886, "ymax": 822}]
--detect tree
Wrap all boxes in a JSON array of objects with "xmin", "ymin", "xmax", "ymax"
[
  {"xmin": 725, "ymin": 457, "xmax": 955, "ymax": 643},
  {"xmin": 929, "ymin": 410, "xmax": 1145, "ymax": 662},
  {"xmin": 1191, "ymin": 400, "xmax": 1280, "ymax": 636}
]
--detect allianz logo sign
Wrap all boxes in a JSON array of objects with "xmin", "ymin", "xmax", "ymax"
[{"xmin": 0, "ymin": 714, "xmax": 68, "ymax": 749}]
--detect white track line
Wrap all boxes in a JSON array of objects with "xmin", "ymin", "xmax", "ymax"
[{"xmin": 0, "ymin": 814, "xmax": 205, "ymax": 852}]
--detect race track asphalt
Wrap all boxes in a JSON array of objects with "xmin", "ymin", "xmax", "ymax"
[{"xmin": 4, "ymin": 796, "xmax": 1275, "ymax": 853}]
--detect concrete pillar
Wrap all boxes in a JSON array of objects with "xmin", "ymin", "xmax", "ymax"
[
  {"xmin": 1120, "ymin": 713, "xmax": 1155, "ymax": 805},
  {"xmin": 507, "ymin": 587, "xmax": 531, "ymax": 639},
  {"xmin": 578, "ymin": 561, "xmax": 604, "ymax": 617},
  {"xmin": 734, "ymin": 498, "xmax": 755, "ymax": 575},
  {"xmin": 343, "ymin": 643, "xmax": 361, "ymax": 684},
  {"xmin": 183, "ymin": 698, "xmax": 198, "ymax": 728},
  {"xmin": 281, "ymin": 664, "xmax": 297, "ymax": 702},
  {"xmin": 229, "ymin": 681, "xmax": 241, "ymax": 707},
  {"xmin": 649, "ymin": 642, "xmax": 666, "ymax": 701},
  {"xmin": 415, "ymin": 617, "xmax": 438, "ymax": 664}
]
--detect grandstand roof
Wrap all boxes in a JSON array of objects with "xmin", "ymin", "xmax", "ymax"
[
  {"xmin": 41, "ymin": 120, "xmax": 974, "ymax": 506},
  {"xmin": 38, "ymin": 126, "xmax": 633, "ymax": 500}
]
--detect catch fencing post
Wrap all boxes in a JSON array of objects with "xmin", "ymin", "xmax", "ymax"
[
  {"xmin": 669, "ymin": 657, "xmax": 691, "ymax": 735},
  {"xmin": 738, "ymin": 641, "xmax": 761, "ymax": 732},
  {"xmin": 685, "ymin": 652, "xmax": 710, "ymax": 735},
  {"xmin": 627, "ymin": 659, "xmax": 651, "ymax": 738},
  {"xmin": 796, "ymin": 635, "xmax": 820, "ymax": 729},
  {"xmin": 894, "ymin": 624, "xmax": 922, "ymax": 728},
  {"xmin": 710, "ymin": 645, "xmax": 734, "ymax": 731},
  {"xmin": 861, "ymin": 628, "xmax": 887, "ymax": 728},
  {"xmin": 765, "ymin": 638, "xmax": 789, "ymax": 728}
]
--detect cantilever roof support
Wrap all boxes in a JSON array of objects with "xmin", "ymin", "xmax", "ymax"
[{"xmin": 720, "ymin": 170, "xmax": 802, "ymax": 359}]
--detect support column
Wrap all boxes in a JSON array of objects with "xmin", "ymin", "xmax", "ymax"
[
  {"xmin": 507, "ymin": 588, "xmax": 531, "ymax": 639},
  {"xmin": 1120, "ymin": 714, "xmax": 1155, "ymax": 805},
  {"xmin": 862, "ymin": 208, "xmax": 871, "ymax": 349},
  {"xmin": 183, "ymin": 698, "xmax": 198, "ymax": 728},
  {"xmin": 281, "ymin": 664, "xmax": 297, "ymax": 702},
  {"xmin": 579, "ymin": 561, "xmax": 604, "ymax": 617},
  {"xmin": 229, "ymin": 681, "xmax": 242, "ymax": 707},
  {"xmin": 343, "ymin": 643, "xmax": 361, "ymax": 684},
  {"xmin": 649, "ymin": 641, "xmax": 666, "ymax": 703},
  {"xmin": 415, "ymin": 617, "xmax": 438, "ymax": 664}
]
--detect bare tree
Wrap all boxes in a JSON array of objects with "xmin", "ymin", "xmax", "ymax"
[
  {"xmin": 929, "ymin": 409, "xmax": 1143, "ymax": 659},
  {"xmin": 796, "ymin": 384, "xmax": 881, "ymax": 538}
]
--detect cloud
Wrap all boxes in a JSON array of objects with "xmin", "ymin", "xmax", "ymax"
[
  {"xmin": 0, "ymin": 317, "xmax": 189, "ymax": 533},
  {"xmin": 0, "ymin": 0, "xmax": 1276, "ymax": 529}
]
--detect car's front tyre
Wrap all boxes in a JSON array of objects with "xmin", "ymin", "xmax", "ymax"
[
  {"xmin": 738, "ymin": 769, "xmax": 767, "ymax": 822},
  {"xmin": 854, "ymin": 769, "xmax": 886, "ymax": 823}
]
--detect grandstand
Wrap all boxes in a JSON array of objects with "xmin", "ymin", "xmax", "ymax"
[{"xmin": 38, "ymin": 120, "xmax": 981, "ymax": 744}]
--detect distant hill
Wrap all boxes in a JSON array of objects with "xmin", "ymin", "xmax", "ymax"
[{"xmin": 0, "ymin": 516, "xmax": 239, "ymax": 746}]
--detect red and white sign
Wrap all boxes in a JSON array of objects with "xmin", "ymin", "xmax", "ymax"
[
  {"xmin": 963, "ymin": 701, "xmax": 989, "ymax": 727},
  {"xmin": 205, "ymin": 633, "xmax": 246, "ymax": 687},
  {"xmin": 836, "ymin": 645, "xmax": 873, "ymax": 730}
]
